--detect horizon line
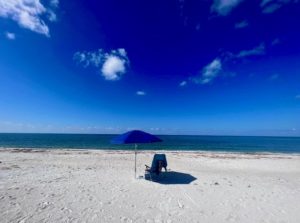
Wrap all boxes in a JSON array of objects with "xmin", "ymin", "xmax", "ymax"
[{"xmin": 0, "ymin": 132, "xmax": 299, "ymax": 138}]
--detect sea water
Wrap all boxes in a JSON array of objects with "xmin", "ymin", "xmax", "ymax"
[{"xmin": 0, "ymin": 133, "xmax": 299, "ymax": 153}]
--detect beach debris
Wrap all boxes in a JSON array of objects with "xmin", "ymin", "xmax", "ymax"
[{"xmin": 120, "ymin": 216, "xmax": 133, "ymax": 222}]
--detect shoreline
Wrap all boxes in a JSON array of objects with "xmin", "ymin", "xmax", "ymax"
[{"xmin": 1, "ymin": 147, "xmax": 300, "ymax": 157}]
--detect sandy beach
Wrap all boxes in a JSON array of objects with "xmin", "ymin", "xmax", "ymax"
[{"xmin": 0, "ymin": 148, "xmax": 300, "ymax": 223}]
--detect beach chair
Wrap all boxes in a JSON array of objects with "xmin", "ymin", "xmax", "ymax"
[{"xmin": 145, "ymin": 154, "xmax": 167, "ymax": 181}]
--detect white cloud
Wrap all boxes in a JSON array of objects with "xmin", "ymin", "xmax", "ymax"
[
  {"xmin": 102, "ymin": 56, "xmax": 126, "ymax": 81},
  {"xmin": 74, "ymin": 48, "xmax": 129, "ymax": 81},
  {"xmin": 179, "ymin": 80, "xmax": 187, "ymax": 87},
  {"xmin": 235, "ymin": 20, "xmax": 248, "ymax": 29},
  {"xmin": 271, "ymin": 38, "xmax": 280, "ymax": 45},
  {"xmin": 116, "ymin": 48, "xmax": 127, "ymax": 57},
  {"xmin": 47, "ymin": 10, "xmax": 57, "ymax": 22},
  {"xmin": 5, "ymin": 31, "xmax": 15, "ymax": 40},
  {"xmin": 136, "ymin": 91, "xmax": 146, "ymax": 96},
  {"xmin": 0, "ymin": 0, "xmax": 59, "ymax": 36},
  {"xmin": 260, "ymin": 0, "xmax": 273, "ymax": 6},
  {"xmin": 47, "ymin": 0, "xmax": 59, "ymax": 22},
  {"xmin": 211, "ymin": 0, "xmax": 244, "ymax": 16},
  {"xmin": 50, "ymin": 0, "xmax": 59, "ymax": 8},
  {"xmin": 74, "ymin": 49, "xmax": 104, "ymax": 67},
  {"xmin": 260, "ymin": 0, "xmax": 296, "ymax": 14},
  {"xmin": 190, "ymin": 43, "xmax": 267, "ymax": 86},
  {"xmin": 269, "ymin": 73, "xmax": 279, "ymax": 80},
  {"xmin": 236, "ymin": 43, "xmax": 265, "ymax": 58},
  {"xmin": 177, "ymin": 0, "xmax": 185, "ymax": 17},
  {"xmin": 150, "ymin": 127, "xmax": 161, "ymax": 131},
  {"xmin": 262, "ymin": 3, "xmax": 282, "ymax": 13},
  {"xmin": 195, "ymin": 58, "xmax": 222, "ymax": 84}
]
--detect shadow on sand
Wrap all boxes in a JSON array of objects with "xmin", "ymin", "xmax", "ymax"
[{"xmin": 147, "ymin": 171, "xmax": 197, "ymax": 185}]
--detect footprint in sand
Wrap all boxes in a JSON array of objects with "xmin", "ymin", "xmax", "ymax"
[
  {"xmin": 8, "ymin": 195, "xmax": 16, "ymax": 200},
  {"xmin": 226, "ymin": 214, "xmax": 240, "ymax": 222},
  {"xmin": 61, "ymin": 207, "xmax": 73, "ymax": 213},
  {"xmin": 177, "ymin": 200, "xmax": 184, "ymax": 209},
  {"xmin": 120, "ymin": 216, "xmax": 133, "ymax": 223},
  {"xmin": 38, "ymin": 201, "xmax": 52, "ymax": 210},
  {"xmin": 106, "ymin": 201, "xmax": 113, "ymax": 205}
]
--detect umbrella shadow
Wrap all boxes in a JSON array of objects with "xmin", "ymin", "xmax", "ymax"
[{"xmin": 148, "ymin": 171, "xmax": 197, "ymax": 185}]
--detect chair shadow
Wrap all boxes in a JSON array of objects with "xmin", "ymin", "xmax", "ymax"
[{"xmin": 147, "ymin": 171, "xmax": 197, "ymax": 185}]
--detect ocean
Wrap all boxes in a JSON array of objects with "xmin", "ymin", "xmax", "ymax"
[{"xmin": 0, "ymin": 133, "xmax": 299, "ymax": 153}]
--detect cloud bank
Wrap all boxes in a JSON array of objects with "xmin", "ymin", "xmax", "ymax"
[{"xmin": 74, "ymin": 48, "xmax": 130, "ymax": 81}]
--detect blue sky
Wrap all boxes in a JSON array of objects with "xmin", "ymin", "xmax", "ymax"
[{"xmin": 0, "ymin": 0, "xmax": 299, "ymax": 136}]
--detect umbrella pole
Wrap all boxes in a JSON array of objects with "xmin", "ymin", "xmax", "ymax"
[{"xmin": 134, "ymin": 144, "xmax": 137, "ymax": 179}]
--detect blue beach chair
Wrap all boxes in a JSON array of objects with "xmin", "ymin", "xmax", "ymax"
[{"xmin": 145, "ymin": 154, "xmax": 168, "ymax": 181}]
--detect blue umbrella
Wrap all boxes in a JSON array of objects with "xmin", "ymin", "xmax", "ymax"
[{"xmin": 111, "ymin": 130, "xmax": 162, "ymax": 178}]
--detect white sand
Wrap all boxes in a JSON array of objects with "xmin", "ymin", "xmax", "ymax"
[{"xmin": 0, "ymin": 149, "xmax": 300, "ymax": 223}]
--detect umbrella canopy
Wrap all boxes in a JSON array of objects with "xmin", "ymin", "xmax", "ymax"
[
  {"xmin": 111, "ymin": 130, "xmax": 162, "ymax": 144},
  {"xmin": 111, "ymin": 130, "xmax": 162, "ymax": 179}
]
